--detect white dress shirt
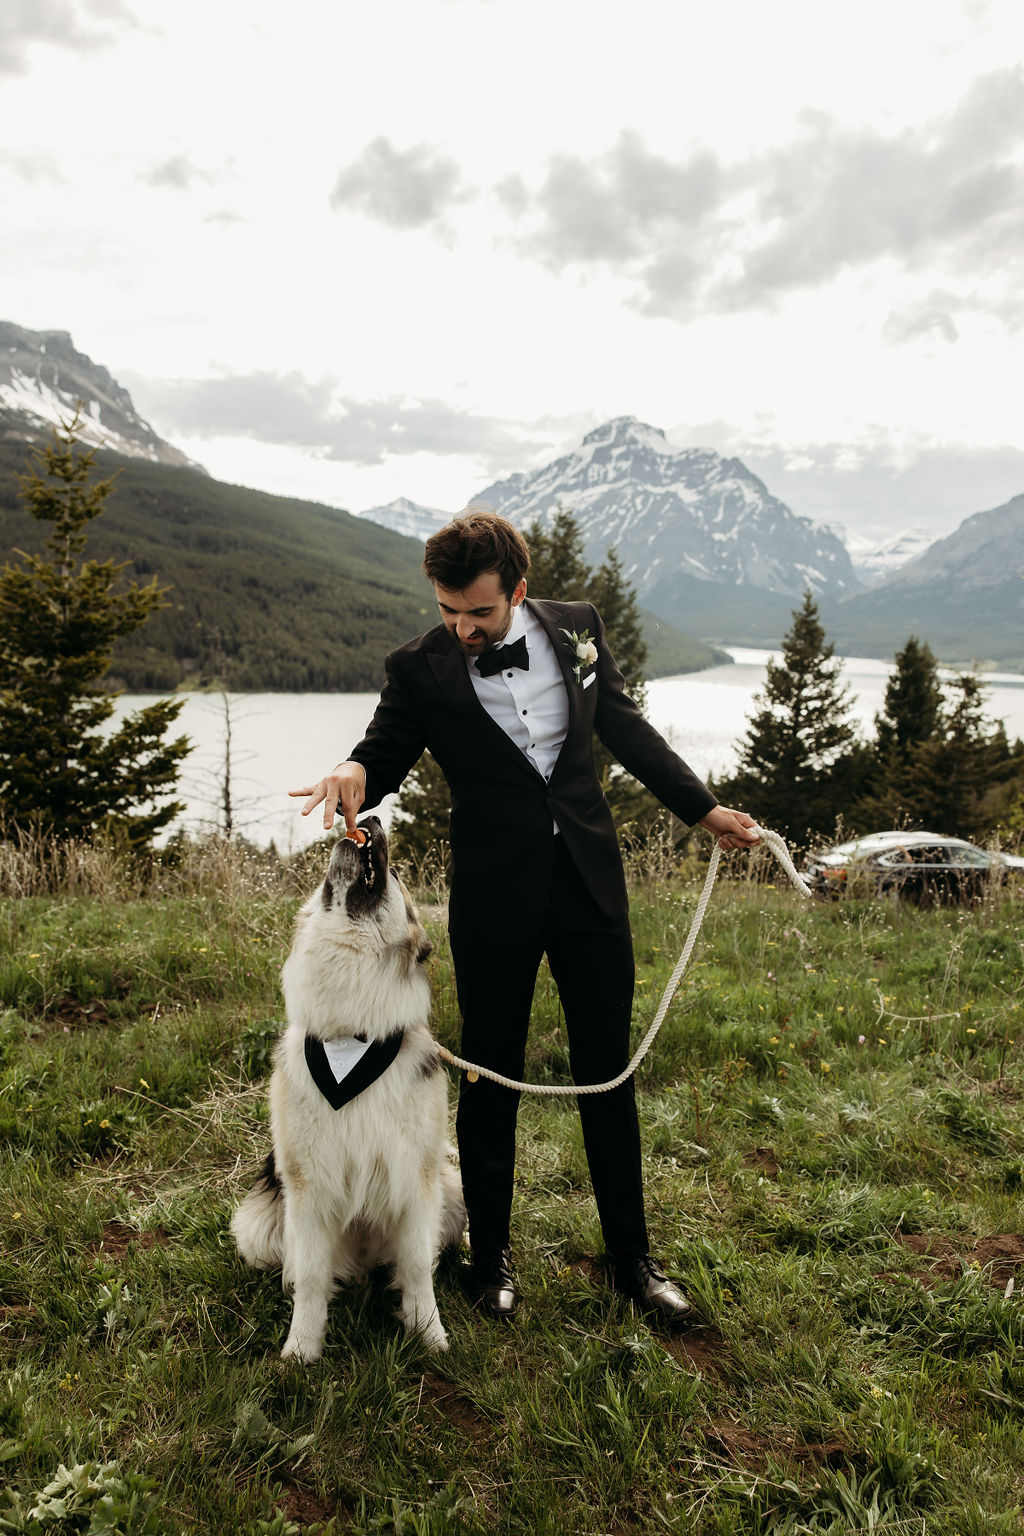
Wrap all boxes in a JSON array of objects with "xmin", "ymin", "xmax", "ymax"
[{"xmin": 466, "ymin": 601, "xmax": 569, "ymax": 788}]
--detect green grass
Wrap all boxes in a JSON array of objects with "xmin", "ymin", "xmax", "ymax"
[{"xmin": 2, "ymin": 852, "xmax": 1024, "ymax": 1534}]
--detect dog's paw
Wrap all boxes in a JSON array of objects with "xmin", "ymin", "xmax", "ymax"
[
  {"xmin": 417, "ymin": 1318, "xmax": 449, "ymax": 1353},
  {"xmin": 281, "ymin": 1332, "xmax": 323, "ymax": 1363}
]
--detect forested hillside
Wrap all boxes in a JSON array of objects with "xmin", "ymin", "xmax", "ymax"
[
  {"xmin": 0, "ymin": 439, "xmax": 721, "ymax": 690},
  {"xmin": 0, "ymin": 442, "xmax": 435, "ymax": 691}
]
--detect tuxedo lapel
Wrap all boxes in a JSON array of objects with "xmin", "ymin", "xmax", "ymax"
[{"xmin": 526, "ymin": 599, "xmax": 581, "ymax": 737}]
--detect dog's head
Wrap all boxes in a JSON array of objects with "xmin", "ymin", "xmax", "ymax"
[{"xmin": 317, "ymin": 817, "xmax": 432, "ymax": 965}]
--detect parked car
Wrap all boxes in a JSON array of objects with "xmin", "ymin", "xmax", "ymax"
[{"xmin": 804, "ymin": 831, "xmax": 1024, "ymax": 904}]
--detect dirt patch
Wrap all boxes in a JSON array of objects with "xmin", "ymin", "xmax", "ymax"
[
  {"xmin": 88, "ymin": 1221, "xmax": 170, "ymax": 1260},
  {"xmin": 790, "ymin": 1438, "xmax": 858, "ymax": 1470},
  {"xmin": 274, "ymin": 1484, "xmax": 337, "ymax": 1529},
  {"xmin": 968, "ymin": 1234, "xmax": 1024, "ymax": 1286},
  {"xmin": 664, "ymin": 1326, "xmax": 729, "ymax": 1376},
  {"xmin": 741, "ymin": 1146, "xmax": 780, "ymax": 1179},
  {"xmin": 37, "ymin": 993, "xmax": 117, "ymax": 1033},
  {"xmin": 707, "ymin": 1420, "xmax": 860, "ymax": 1472},
  {"xmin": 567, "ymin": 1256, "xmax": 606, "ymax": 1285},
  {"xmin": 418, "ymin": 1370, "xmax": 490, "ymax": 1439},
  {"xmin": 890, "ymin": 1231, "xmax": 1024, "ymax": 1289}
]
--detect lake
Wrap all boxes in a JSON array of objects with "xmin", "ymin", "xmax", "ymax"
[{"xmin": 109, "ymin": 648, "xmax": 1024, "ymax": 849}]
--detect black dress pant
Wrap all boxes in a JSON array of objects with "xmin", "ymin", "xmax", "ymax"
[{"xmin": 450, "ymin": 834, "xmax": 649, "ymax": 1260}]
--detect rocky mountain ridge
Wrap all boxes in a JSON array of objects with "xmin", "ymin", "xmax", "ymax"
[
  {"xmin": 472, "ymin": 416, "xmax": 859, "ymax": 601},
  {"xmin": 0, "ymin": 320, "xmax": 203, "ymax": 471}
]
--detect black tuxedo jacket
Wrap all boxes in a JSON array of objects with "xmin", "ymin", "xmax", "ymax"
[{"xmin": 348, "ymin": 599, "xmax": 717, "ymax": 934}]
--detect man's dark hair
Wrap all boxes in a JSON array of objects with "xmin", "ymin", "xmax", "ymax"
[{"xmin": 423, "ymin": 507, "xmax": 530, "ymax": 597}]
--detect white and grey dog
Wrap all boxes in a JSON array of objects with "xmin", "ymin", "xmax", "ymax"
[{"xmin": 231, "ymin": 816, "xmax": 465, "ymax": 1361}]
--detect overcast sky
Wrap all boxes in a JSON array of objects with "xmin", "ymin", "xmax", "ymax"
[{"xmin": 3, "ymin": 0, "xmax": 1022, "ymax": 539}]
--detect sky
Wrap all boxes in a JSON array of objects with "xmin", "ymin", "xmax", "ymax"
[{"xmin": 2, "ymin": 0, "xmax": 1022, "ymax": 543}]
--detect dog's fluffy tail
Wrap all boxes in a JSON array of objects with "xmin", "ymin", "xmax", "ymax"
[{"xmin": 231, "ymin": 1153, "xmax": 286, "ymax": 1269}]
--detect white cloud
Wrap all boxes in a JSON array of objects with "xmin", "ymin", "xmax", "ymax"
[
  {"xmin": 0, "ymin": 0, "xmax": 132, "ymax": 75},
  {"xmin": 329, "ymin": 138, "xmax": 470, "ymax": 229},
  {"xmin": 501, "ymin": 69, "xmax": 1024, "ymax": 323},
  {"xmin": 132, "ymin": 370, "xmax": 554, "ymax": 473}
]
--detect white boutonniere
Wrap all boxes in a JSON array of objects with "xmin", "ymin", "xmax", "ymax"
[{"xmin": 562, "ymin": 628, "xmax": 599, "ymax": 682}]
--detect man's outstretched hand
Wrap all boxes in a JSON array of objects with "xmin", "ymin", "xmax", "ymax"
[
  {"xmin": 289, "ymin": 761, "xmax": 367, "ymax": 833},
  {"xmin": 699, "ymin": 806, "xmax": 760, "ymax": 851}
]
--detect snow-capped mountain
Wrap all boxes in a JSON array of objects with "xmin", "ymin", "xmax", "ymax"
[
  {"xmin": 874, "ymin": 495, "xmax": 1024, "ymax": 592},
  {"xmin": 474, "ymin": 417, "xmax": 859, "ymax": 601},
  {"xmin": 830, "ymin": 493, "xmax": 1024, "ymax": 667},
  {"xmin": 354, "ymin": 496, "xmax": 449, "ymax": 541},
  {"xmin": 0, "ymin": 320, "xmax": 203, "ymax": 470},
  {"xmin": 842, "ymin": 526, "xmax": 936, "ymax": 586}
]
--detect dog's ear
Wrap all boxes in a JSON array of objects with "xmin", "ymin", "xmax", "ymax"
[{"xmin": 321, "ymin": 877, "xmax": 334, "ymax": 912}]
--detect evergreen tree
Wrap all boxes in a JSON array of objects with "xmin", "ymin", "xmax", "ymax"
[
  {"xmin": 906, "ymin": 674, "xmax": 1023, "ymax": 840},
  {"xmin": 523, "ymin": 507, "xmax": 591, "ymax": 600},
  {"xmin": 717, "ymin": 591, "xmax": 864, "ymax": 842},
  {"xmin": 853, "ymin": 642, "xmax": 1024, "ymax": 839},
  {"xmin": 590, "ymin": 544, "xmax": 648, "ymax": 705},
  {"xmin": 854, "ymin": 636, "xmax": 945, "ymax": 827},
  {"xmin": 875, "ymin": 636, "xmax": 944, "ymax": 761},
  {"xmin": 0, "ymin": 422, "xmax": 189, "ymax": 847},
  {"xmin": 386, "ymin": 748, "xmax": 452, "ymax": 880}
]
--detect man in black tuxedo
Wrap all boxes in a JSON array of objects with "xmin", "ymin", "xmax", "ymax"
[{"xmin": 293, "ymin": 511, "xmax": 758, "ymax": 1326}]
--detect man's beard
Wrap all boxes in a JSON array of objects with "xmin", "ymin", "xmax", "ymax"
[{"xmin": 455, "ymin": 604, "xmax": 514, "ymax": 654}]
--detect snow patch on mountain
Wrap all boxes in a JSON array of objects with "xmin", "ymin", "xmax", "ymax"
[
  {"xmin": 841, "ymin": 526, "xmax": 936, "ymax": 585},
  {"xmin": 354, "ymin": 496, "xmax": 450, "ymax": 541},
  {"xmin": 0, "ymin": 320, "xmax": 203, "ymax": 471},
  {"xmin": 474, "ymin": 416, "xmax": 859, "ymax": 600}
]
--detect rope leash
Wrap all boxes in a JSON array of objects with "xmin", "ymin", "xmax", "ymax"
[{"xmin": 434, "ymin": 825, "xmax": 812, "ymax": 1096}]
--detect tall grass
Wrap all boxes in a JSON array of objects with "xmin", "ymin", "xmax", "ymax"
[{"xmin": 2, "ymin": 834, "xmax": 1023, "ymax": 1534}]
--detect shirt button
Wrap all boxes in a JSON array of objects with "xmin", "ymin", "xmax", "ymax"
[
  {"xmin": 522, "ymin": 709, "xmax": 528, "ymax": 715},
  {"xmin": 506, "ymin": 671, "xmax": 513, "ymax": 678}
]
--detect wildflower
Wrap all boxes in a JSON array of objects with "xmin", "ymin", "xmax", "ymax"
[
  {"xmin": 836, "ymin": 1006, "xmax": 845, "ymax": 1013},
  {"xmin": 858, "ymin": 1035, "xmax": 866, "ymax": 1045},
  {"xmin": 769, "ymin": 1035, "xmax": 779, "ymax": 1045},
  {"xmin": 139, "ymin": 1078, "xmax": 150, "ymax": 1090},
  {"xmin": 820, "ymin": 1061, "xmax": 832, "ymax": 1074},
  {"xmin": 28, "ymin": 952, "xmax": 41, "ymax": 959},
  {"xmin": 878, "ymin": 1038, "xmax": 887, "ymax": 1045},
  {"xmin": 99, "ymin": 1119, "xmax": 111, "ymax": 1129},
  {"xmin": 13, "ymin": 1211, "xmax": 21, "ymax": 1220},
  {"xmin": 767, "ymin": 971, "xmax": 775, "ymax": 981},
  {"xmin": 966, "ymin": 1028, "xmax": 977, "ymax": 1036}
]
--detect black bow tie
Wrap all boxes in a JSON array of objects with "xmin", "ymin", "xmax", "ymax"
[{"xmin": 475, "ymin": 634, "xmax": 529, "ymax": 678}]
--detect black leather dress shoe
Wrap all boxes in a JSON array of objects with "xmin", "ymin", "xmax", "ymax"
[
  {"xmin": 471, "ymin": 1248, "xmax": 521, "ymax": 1321},
  {"xmin": 611, "ymin": 1254, "xmax": 694, "ymax": 1328}
]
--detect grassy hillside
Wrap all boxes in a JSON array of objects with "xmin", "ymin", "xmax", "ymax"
[
  {"xmin": 0, "ymin": 441, "xmax": 721, "ymax": 690},
  {"xmin": 1, "ymin": 846, "xmax": 1023, "ymax": 1532}
]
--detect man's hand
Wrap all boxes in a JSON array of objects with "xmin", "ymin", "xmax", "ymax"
[
  {"xmin": 700, "ymin": 805, "xmax": 760, "ymax": 851},
  {"xmin": 289, "ymin": 761, "xmax": 367, "ymax": 832}
]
